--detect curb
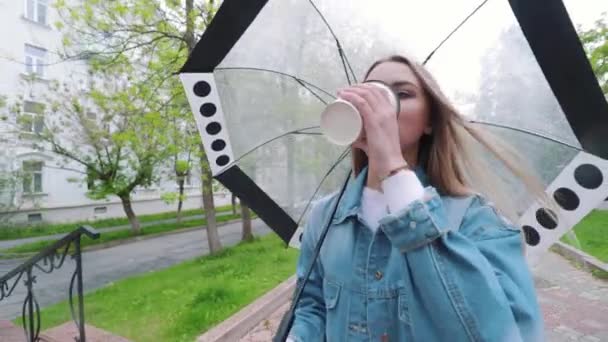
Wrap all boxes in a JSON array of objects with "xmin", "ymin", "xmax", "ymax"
[
  {"xmin": 83, "ymin": 218, "xmax": 244, "ymax": 253},
  {"xmin": 551, "ymin": 241, "xmax": 608, "ymax": 275},
  {"xmin": 0, "ymin": 218, "xmax": 244, "ymax": 260},
  {"xmin": 197, "ymin": 275, "xmax": 296, "ymax": 342}
]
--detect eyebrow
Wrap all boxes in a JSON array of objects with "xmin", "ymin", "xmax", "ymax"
[
  {"xmin": 390, "ymin": 80, "xmax": 419, "ymax": 89},
  {"xmin": 365, "ymin": 79, "xmax": 420, "ymax": 90}
]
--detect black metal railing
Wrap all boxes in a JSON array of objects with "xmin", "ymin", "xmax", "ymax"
[{"xmin": 0, "ymin": 225, "xmax": 99, "ymax": 342}]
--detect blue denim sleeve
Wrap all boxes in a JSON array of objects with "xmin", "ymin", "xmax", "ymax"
[
  {"xmin": 379, "ymin": 189, "xmax": 544, "ymax": 342},
  {"xmin": 288, "ymin": 201, "xmax": 328, "ymax": 342}
]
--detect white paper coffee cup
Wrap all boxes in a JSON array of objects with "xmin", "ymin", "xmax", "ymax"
[{"xmin": 320, "ymin": 81, "xmax": 398, "ymax": 146}]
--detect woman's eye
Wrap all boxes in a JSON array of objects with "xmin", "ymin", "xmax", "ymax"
[{"xmin": 397, "ymin": 91, "xmax": 413, "ymax": 99}]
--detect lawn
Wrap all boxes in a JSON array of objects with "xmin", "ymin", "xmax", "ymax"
[
  {"xmin": 562, "ymin": 209, "xmax": 608, "ymax": 263},
  {"xmin": 2, "ymin": 212, "xmax": 243, "ymax": 255},
  {"xmin": 0, "ymin": 205, "xmax": 236, "ymax": 241},
  {"xmin": 29, "ymin": 234, "xmax": 298, "ymax": 342}
]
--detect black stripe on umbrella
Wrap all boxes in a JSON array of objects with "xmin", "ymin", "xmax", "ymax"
[
  {"xmin": 180, "ymin": 0, "xmax": 269, "ymax": 73},
  {"xmin": 216, "ymin": 165, "xmax": 298, "ymax": 244},
  {"xmin": 508, "ymin": 0, "xmax": 608, "ymax": 159}
]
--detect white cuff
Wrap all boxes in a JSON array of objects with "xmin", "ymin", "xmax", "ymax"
[{"xmin": 381, "ymin": 169, "xmax": 425, "ymax": 214}]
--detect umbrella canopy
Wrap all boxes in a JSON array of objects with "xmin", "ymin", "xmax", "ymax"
[{"xmin": 179, "ymin": 0, "xmax": 608, "ymax": 266}]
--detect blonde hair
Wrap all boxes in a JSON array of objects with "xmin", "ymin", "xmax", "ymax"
[{"xmin": 353, "ymin": 55, "xmax": 548, "ymax": 222}]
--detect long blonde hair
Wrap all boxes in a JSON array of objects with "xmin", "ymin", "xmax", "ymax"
[{"xmin": 353, "ymin": 55, "xmax": 547, "ymax": 222}]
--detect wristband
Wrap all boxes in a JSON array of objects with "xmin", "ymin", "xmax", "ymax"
[{"xmin": 379, "ymin": 162, "xmax": 409, "ymax": 183}]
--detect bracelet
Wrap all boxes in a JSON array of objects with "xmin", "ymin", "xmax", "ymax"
[{"xmin": 379, "ymin": 163, "xmax": 409, "ymax": 183}]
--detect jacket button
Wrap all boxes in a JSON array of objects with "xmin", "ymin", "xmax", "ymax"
[{"xmin": 375, "ymin": 270, "xmax": 383, "ymax": 280}]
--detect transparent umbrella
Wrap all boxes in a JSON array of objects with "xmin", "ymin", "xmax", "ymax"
[{"xmin": 179, "ymin": 0, "xmax": 608, "ymax": 267}]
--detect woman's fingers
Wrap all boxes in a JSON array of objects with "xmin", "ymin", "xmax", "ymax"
[
  {"xmin": 337, "ymin": 90, "xmax": 375, "ymax": 123},
  {"xmin": 351, "ymin": 84, "xmax": 384, "ymax": 106}
]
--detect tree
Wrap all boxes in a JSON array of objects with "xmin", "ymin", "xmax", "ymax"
[
  {"xmin": 53, "ymin": 0, "xmax": 224, "ymax": 252},
  {"xmin": 0, "ymin": 95, "xmax": 42, "ymax": 225},
  {"xmin": 0, "ymin": 164, "xmax": 27, "ymax": 225},
  {"xmin": 231, "ymin": 193, "xmax": 238, "ymax": 215},
  {"xmin": 161, "ymin": 84, "xmax": 200, "ymax": 224},
  {"xmin": 579, "ymin": 12, "xmax": 608, "ymax": 97},
  {"xmin": 474, "ymin": 25, "xmax": 577, "ymax": 173},
  {"xmin": 241, "ymin": 201, "xmax": 253, "ymax": 241},
  {"xmin": 174, "ymin": 159, "xmax": 191, "ymax": 223},
  {"xmin": 9, "ymin": 67, "xmax": 174, "ymax": 234}
]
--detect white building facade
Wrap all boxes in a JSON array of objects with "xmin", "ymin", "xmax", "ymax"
[{"xmin": 0, "ymin": 0, "xmax": 229, "ymax": 226}]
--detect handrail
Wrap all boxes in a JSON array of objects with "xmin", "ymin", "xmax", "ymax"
[
  {"xmin": 0, "ymin": 226, "xmax": 99, "ymax": 283},
  {"xmin": 0, "ymin": 225, "xmax": 100, "ymax": 342}
]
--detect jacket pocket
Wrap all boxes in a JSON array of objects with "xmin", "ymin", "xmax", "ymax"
[
  {"xmin": 323, "ymin": 280, "xmax": 341, "ymax": 310},
  {"xmin": 398, "ymin": 291, "xmax": 411, "ymax": 325}
]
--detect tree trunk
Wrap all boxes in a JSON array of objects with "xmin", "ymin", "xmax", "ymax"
[
  {"xmin": 188, "ymin": 1, "xmax": 220, "ymax": 253},
  {"xmin": 231, "ymin": 193, "xmax": 237, "ymax": 215},
  {"xmin": 177, "ymin": 178, "xmax": 185, "ymax": 224},
  {"xmin": 119, "ymin": 195, "xmax": 141, "ymax": 234},
  {"xmin": 241, "ymin": 201, "xmax": 253, "ymax": 242},
  {"xmin": 200, "ymin": 143, "xmax": 222, "ymax": 253}
]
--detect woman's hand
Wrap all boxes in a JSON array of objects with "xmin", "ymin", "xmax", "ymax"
[{"xmin": 338, "ymin": 84, "xmax": 407, "ymax": 178}]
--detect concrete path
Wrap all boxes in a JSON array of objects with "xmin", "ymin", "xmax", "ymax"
[
  {"xmin": 0, "ymin": 219, "xmax": 270, "ymax": 320},
  {"xmin": 0, "ymin": 211, "xmax": 234, "ymax": 250},
  {"xmin": 534, "ymin": 251, "xmax": 608, "ymax": 342},
  {"xmin": 239, "ymin": 251, "xmax": 608, "ymax": 342}
]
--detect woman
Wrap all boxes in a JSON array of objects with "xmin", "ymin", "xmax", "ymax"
[{"xmin": 287, "ymin": 55, "xmax": 544, "ymax": 341}]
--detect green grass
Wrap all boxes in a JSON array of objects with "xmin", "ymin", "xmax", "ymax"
[
  {"xmin": 2, "ymin": 213, "xmax": 242, "ymax": 255},
  {"xmin": 561, "ymin": 210, "xmax": 608, "ymax": 263},
  {"xmin": 24, "ymin": 234, "xmax": 298, "ymax": 342},
  {"xmin": 0, "ymin": 205, "xmax": 236, "ymax": 241},
  {"xmin": 591, "ymin": 268, "xmax": 608, "ymax": 280}
]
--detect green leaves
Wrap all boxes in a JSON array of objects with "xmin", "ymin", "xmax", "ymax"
[
  {"xmin": 175, "ymin": 160, "xmax": 191, "ymax": 174},
  {"xmin": 579, "ymin": 13, "xmax": 608, "ymax": 96}
]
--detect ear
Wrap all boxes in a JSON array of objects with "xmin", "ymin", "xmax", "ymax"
[{"xmin": 424, "ymin": 126, "xmax": 433, "ymax": 135}]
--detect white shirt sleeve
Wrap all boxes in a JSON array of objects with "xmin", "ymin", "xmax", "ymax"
[{"xmin": 381, "ymin": 169, "xmax": 425, "ymax": 214}]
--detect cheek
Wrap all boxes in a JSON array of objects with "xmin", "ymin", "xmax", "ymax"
[{"xmin": 397, "ymin": 100, "xmax": 430, "ymax": 135}]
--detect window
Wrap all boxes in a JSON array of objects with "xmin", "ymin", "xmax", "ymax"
[
  {"xmin": 20, "ymin": 100, "xmax": 45, "ymax": 134},
  {"xmin": 94, "ymin": 206, "xmax": 107, "ymax": 214},
  {"xmin": 25, "ymin": 0, "xmax": 48, "ymax": 25},
  {"xmin": 24, "ymin": 44, "xmax": 47, "ymax": 76},
  {"xmin": 27, "ymin": 213, "xmax": 43, "ymax": 222},
  {"xmin": 22, "ymin": 161, "xmax": 43, "ymax": 193}
]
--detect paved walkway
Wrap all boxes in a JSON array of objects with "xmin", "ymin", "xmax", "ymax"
[
  {"xmin": 0, "ymin": 211, "xmax": 234, "ymax": 250},
  {"xmin": 239, "ymin": 251, "xmax": 608, "ymax": 342},
  {"xmin": 534, "ymin": 252, "xmax": 608, "ymax": 341},
  {"xmin": 0, "ymin": 219, "xmax": 270, "ymax": 320}
]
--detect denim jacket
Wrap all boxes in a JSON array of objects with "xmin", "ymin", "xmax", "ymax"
[{"xmin": 288, "ymin": 167, "xmax": 543, "ymax": 342}]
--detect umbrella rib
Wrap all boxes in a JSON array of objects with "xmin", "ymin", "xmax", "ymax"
[
  {"xmin": 469, "ymin": 120, "xmax": 583, "ymax": 150},
  {"xmin": 423, "ymin": 0, "xmax": 490, "ymax": 65},
  {"xmin": 295, "ymin": 146, "xmax": 352, "ymax": 226},
  {"xmin": 294, "ymin": 78, "xmax": 329, "ymax": 105},
  {"xmin": 306, "ymin": 0, "xmax": 358, "ymax": 85},
  {"xmin": 292, "ymin": 131, "xmax": 322, "ymax": 136},
  {"xmin": 230, "ymin": 126, "xmax": 321, "ymax": 165},
  {"xmin": 216, "ymin": 66, "xmax": 335, "ymax": 102},
  {"xmin": 288, "ymin": 122, "xmax": 579, "ymax": 228}
]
